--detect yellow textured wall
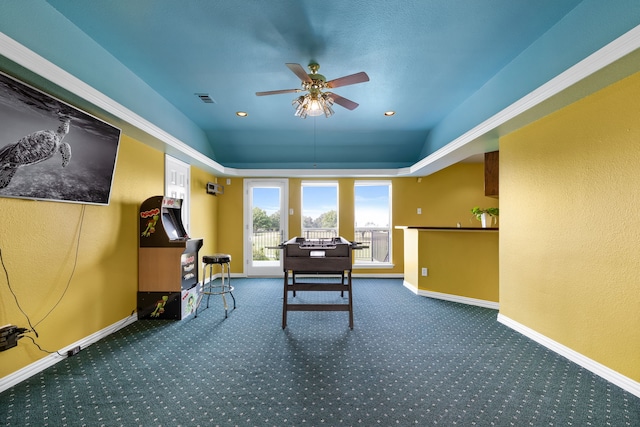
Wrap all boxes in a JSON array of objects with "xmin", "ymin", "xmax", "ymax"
[
  {"xmin": 394, "ymin": 163, "xmax": 497, "ymax": 229},
  {"xmin": 0, "ymin": 134, "xmax": 219, "ymax": 378},
  {"xmin": 0, "ymin": 135, "xmax": 157, "ymax": 376},
  {"xmin": 215, "ymin": 177, "xmax": 243, "ymax": 273},
  {"xmin": 500, "ymin": 71, "xmax": 640, "ymax": 381},
  {"xmin": 189, "ymin": 168, "xmax": 219, "ymax": 258},
  {"xmin": 394, "ymin": 164, "xmax": 499, "ymax": 281},
  {"xmin": 288, "ymin": 178, "xmax": 302, "ymax": 238},
  {"xmin": 417, "ymin": 230, "xmax": 499, "ymax": 301}
]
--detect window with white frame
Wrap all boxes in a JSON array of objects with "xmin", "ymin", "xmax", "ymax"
[
  {"xmin": 354, "ymin": 181, "xmax": 392, "ymax": 264},
  {"xmin": 301, "ymin": 181, "xmax": 338, "ymax": 238}
]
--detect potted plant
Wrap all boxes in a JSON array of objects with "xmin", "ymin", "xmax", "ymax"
[{"xmin": 471, "ymin": 207, "xmax": 499, "ymax": 228}]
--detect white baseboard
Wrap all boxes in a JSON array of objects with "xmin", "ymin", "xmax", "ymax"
[
  {"xmin": 352, "ymin": 273, "xmax": 404, "ymax": 279},
  {"xmin": 0, "ymin": 313, "xmax": 137, "ymax": 394},
  {"xmin": 403, "ymin": 280, "xmax": 500, "ymax": 310},
  {"xmin": 498, "ymin": 314, "xmax": 640, "ymax": 399},
  {"xmin": 403, "ymin": 280, "xmax": 420, "ymax": 294}
]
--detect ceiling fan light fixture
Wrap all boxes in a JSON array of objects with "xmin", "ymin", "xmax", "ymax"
[
  {"xmin": 260, "ymin": 62, "xmax": 368, "ymax": 118},
  {"xmin": 321, "ymin": 93, "xmax": 335, "ymax": 117},
  {"xmin": 293, "ymin": 95, "xmax": 308, "ymax": 118},
  {"xmin": 307, "ymin": 96, "xmax": 324, "ymax": 117},
  {"xmin": 322, "ymin": 103, "xmax": 334, "ymax": 117},
  {"xmin": 292, "ymin": 93, "xmax": 334, "ymax": 119}
]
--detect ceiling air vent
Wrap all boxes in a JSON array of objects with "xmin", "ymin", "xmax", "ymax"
[{"xmin": 195, "ymin": 93, "xmax": 215, "ymax": 104}]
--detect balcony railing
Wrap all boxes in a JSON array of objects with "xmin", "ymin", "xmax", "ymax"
[
  {"xmin": 301, "ymin": 228, "xmax": 338, "ymax": 239},
  {"xmin": 354, "ymin": 228, "xmax": 390, "ymax": 262},
  {"xmin": 252, "ymin": 230, "xmax": 283, "ymax": 260},
  {"xmin": 252, "ymin": 228, "xmax": 390, "ymax": 263}
]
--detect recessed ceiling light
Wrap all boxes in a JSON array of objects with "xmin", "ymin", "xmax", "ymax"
[
  {"xmin": 236, "ymin": 111, "xmax": 248, "ymax": 117},
  {"xmin": 384, "ymin": 111, "xmax": 395, "ymax": 116}
]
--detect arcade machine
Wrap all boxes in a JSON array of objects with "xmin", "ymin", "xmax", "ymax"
[{"xmin": 138, "ymin": 196, "xmax": 203, "ymax": 319}]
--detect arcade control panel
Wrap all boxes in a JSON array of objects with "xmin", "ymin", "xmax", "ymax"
[{"xmin": 0, "ymin": 325, "xmax": 21, "ymax": 351}]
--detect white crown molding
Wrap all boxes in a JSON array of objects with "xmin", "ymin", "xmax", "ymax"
[
  {"xmin": 498, "ymin": 314, "xmax": 640, "ymax": 399},
  {"xmin": 226, "ymin": 166, "xmax": 409, "ymax": 178}
]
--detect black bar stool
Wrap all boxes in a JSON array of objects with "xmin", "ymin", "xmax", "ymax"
[{"xmin": 196, "ymin": 254, "xmax": 236, "ymax": 318}]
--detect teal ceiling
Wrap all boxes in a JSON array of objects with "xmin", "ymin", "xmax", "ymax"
[{"xmin": 1, "ymin": 1, "xmax": 639, "ymax": 173}]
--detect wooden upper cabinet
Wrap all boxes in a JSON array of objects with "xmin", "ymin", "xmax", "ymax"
[{"xmin": 484, "ymin": 151, "xmax": 499, "ymax": 198}]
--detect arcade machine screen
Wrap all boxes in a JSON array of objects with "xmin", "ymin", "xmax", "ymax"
[{"xmin": 162, "ymin": 209, "xmax": 187, "ymax": 240}]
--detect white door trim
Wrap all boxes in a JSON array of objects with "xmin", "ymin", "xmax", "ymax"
[
  {"xmin": 165, "ymin": 155, "xmax": 191, "ymax": 232},
  {"xmin": 244, "ymin": 179, "xmax": 288, "ymax": 277}
]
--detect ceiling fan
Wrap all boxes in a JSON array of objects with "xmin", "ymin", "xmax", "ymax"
[{"xmin": 256, "ymin": 63, "xmax": 369, "ymax": 118}]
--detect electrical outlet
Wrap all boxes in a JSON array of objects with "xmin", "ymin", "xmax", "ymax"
[
  {"xmin": 417, "ymin": 208, "xmax": 422, "ymax": 214},
  {"xmin": 421, "ymin": 267, "xmax": 428, "ymax": 276},
  {"xmin": 67, "ymin": 346, "xmax": 81, "ymax": 357}
]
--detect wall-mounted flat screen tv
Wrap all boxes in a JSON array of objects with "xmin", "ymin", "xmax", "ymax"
[{"xmin": 0, "ymin": 70, "xmax": 120, "ymax": 205}]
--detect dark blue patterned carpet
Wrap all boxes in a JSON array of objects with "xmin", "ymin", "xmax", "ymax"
[{"xmin": 1, "ymin": 278, "xmax": 638, "ymax": 426}]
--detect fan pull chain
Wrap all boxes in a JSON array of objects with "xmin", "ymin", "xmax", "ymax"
[{"xmin": 313, "ymin": 117, "xmax": 317, "ymax": 168}]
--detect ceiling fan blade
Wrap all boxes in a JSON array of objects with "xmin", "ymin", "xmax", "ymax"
[
  {"xmin": 329, "ymin": 93, "xmax": 359, "ymax": 110},
  {"xmin": 256, "ymin": 89, "xmax": 302, "ymax": 96},
  {"xmin": 286, "ymin": 63, "xmax": 313, "ymax": 83},
  {"xmin": 326, "ymin": 71, "xmax": 369, "ymax": 88}
]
